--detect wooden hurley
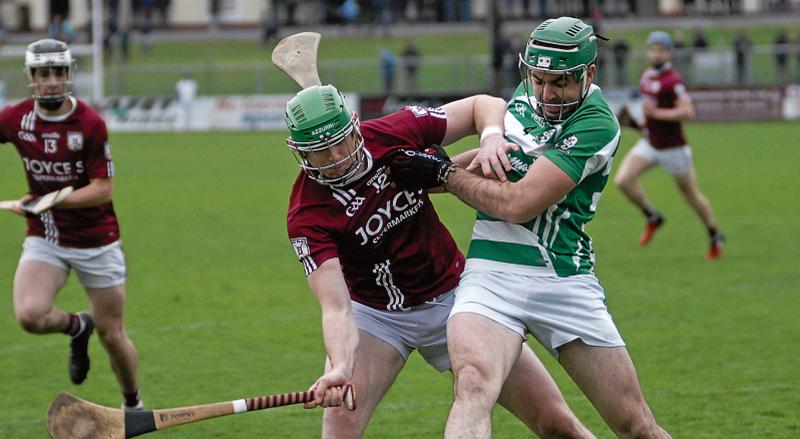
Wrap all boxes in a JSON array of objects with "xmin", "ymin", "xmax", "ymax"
[
  {"xmin": 46, "ymin": 386, "xmax": 355, "ymax": 438},
  {"xmin": 271, "ymin": 32, "xmax": 323, "ymax": 89}
]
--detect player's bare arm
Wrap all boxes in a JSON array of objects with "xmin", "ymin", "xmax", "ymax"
[
  {"xmin": 446, "ymin": 156, "xmax": 576, "ymax": 223},
  {"xmin": 644, "ymin": 94, "xmax": 695, "ymax": 122},
  {"xmin": 305, "ymin": 258, "xmax": 358, "ymax": 408},
  {"xmin": 440, "ymin": 94, "xmax": 519, "ymax": 181},
  {"xmin": 57, "ymin": 178, "xmax": 113, "ymax": 209},
  {"xmin": 440, "ymin": 94, "xmax": 506, "ymax": 145},
  {"xmin": 451, "ymin": 148, "xmax": 479, "ymax": 169}
]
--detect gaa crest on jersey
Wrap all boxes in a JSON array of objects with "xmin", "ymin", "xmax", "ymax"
[
  {"xmin": 290, "ymin": 237, "xmax": 311, "ymax": 259},
  {"xmin": 67, "ymin": 132, "xmax": 84, "ymax": 151},
  {"xmin": 556, "ymin": 135, "xmax": 578, "ymax": 153}
]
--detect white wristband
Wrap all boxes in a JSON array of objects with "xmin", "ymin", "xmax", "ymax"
[{"xmin": 479, "ymin": 126, "xmax": 503, "ymax": 142}]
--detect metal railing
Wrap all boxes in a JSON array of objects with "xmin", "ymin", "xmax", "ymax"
[{"xmin": 1, "ymin": 46, "xmax": 798, "ymax": 102}]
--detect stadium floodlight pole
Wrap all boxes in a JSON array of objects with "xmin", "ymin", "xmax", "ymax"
[
  {"xmin": 47, "ymin": 386, "xmax": 356, "ymax": 438},
  {"xmin": 91, "ymin": 0, "xmax": 104, "ymax": 103}
]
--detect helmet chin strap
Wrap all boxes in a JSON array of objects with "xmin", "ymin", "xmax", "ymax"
[{"xmin": 36, "ymin": 95, "xmax": 66, "ymax": 111}]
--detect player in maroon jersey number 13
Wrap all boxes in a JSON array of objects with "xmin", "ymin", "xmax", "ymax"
[
  {"xmin": 0, "ymin": 39, "xmax": 142, "ymax": 409},
  {"xmin": 614, "ymin": 31, "xmax": 725, "ymax": 260},
  {"xmin": 284, "ymin": 85, "xmax": 594, "ymax": 438}
]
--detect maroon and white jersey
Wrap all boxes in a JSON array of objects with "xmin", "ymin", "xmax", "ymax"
[
  {"xmin": 0, "ymin": 98, "xmax": 120, "ymax": 248},
  {"xmin": 287, "ymin": 107, "xmax": 465, "ymax": 311},
  {"xmin": 639, "ymin": 64, "xmax": 689, "ymax": 149}
]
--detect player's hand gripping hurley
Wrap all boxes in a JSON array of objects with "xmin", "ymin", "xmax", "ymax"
[
  {"xmin": 0, "ymin": 186, "xmax": 73, "ymax": 216},
  {"xmin": 271, "ymin": 32, "xmax": 323, "ymax": 88},
  {"xmin": 46, "ymin": 385, "xmax": 355, "ymax": 439}
]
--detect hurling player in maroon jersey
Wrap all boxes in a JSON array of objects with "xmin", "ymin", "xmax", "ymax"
[
  {"xmin": 614, "ymin": 31, "xmax": 725, "ymax": 260},
  {"xmin": 284, "ymin": 85, "xmax": 594, "ymax": 438},
  {"xmin": 0, "ymin": 40, "xmax": 141, "ymax": 409}
]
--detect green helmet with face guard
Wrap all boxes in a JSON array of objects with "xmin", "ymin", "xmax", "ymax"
[
  {"xmin": 519, "ymin": 17, "xmax": 598, "ymax": 123},
  {"xmin": 24, "ymin": 38, "xmax": 76, "ymax": 111},
  {"xmin": 285, "ymin": 85, "xmax": 366, "ymax": 187}
]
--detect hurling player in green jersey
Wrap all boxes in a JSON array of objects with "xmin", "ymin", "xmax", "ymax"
[{"xmin": 389, "ymin": 17, "xmax": 671, "ymax": 438}]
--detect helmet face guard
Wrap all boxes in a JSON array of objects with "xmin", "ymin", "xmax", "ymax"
[
  {"xmin": 518, "ymin": 17, "xmax": 598, "ymax": 124},
  {"xmin": 24, "ymin": 39, "xmax": 75, "ymax": 111},
  {"xmin": 287, "ymin": 112, "xmax": 366, "ymax": 187},
  {"xmin": 519, "ymin": 54, "xmax": 593, "ymax": 124}
]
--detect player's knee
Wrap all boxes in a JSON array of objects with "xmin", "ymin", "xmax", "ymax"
[
  {"xmin": 453, "ymin": 364, "xmax": 496, "ymax": 404},
  {"xmin": 323, "ymin": 406, "xmax": 366, "ymax": 439},
  {"xmin": 537, "ymin": 422, "xmax": 585, "ymax": 439},
  {"xmin": 614, "ymin": 173, "xmax": 632, "ymax": 190},
  {"xmin": 529, "ymin": 406, "xmax": 588, "ymax": 439},
  {"xmin": 96, "ymin": 325, "xmax": 126, "ymax": 349},
  {"xmin": 16, "ymin": 307, "xmax": 47, "ymax": 333},
  {"xmin": 614, "ymin": 411, "xmax": 661, "ymax": 439}
]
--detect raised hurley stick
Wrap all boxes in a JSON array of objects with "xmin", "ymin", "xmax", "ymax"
[
  {"xmin": 46, "ymin": 385, "xmax": 356, "ymax": 439},
  {"xmin": 271, "ymin": 32, "xmax": 323, "ymax": 88}
]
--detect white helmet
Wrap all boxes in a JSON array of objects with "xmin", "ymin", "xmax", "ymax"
[{"xmin": 24, "ymin": 39, "xmax": 75, "ymax": 110}]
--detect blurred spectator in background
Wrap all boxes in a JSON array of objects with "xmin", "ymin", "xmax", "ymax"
[
  {"xmin": 443, "ymin": 0, "xmax": 471, "ymax": 21},
  {"xmin": 339, "ymin": 0, "xmax": 360, "ymax": 25},
  {"xmin": 692, "ymin": 28, "xmax": 708, "ymax": 52},
  {"xmin": 0, "ymin": 20, "xmax": 7, "ymax": 46},
  {"xmin": 209, "ymin": 0, "xmax": 221, "ymax": 32},
  {"xmin": 774, "ymin": 29, "xmax": 790, "ymax": 84},
  {"xmin": 596, "ymin": 41, "xmax": 608, "ymax": 88},
  {"xmin": 175, "ymin": 71, "xmax": 198, "ymax": 131},
  {"xmin": 138, "ymin": 0, "xmax": 155, "ymax": 54},
  {"xmin": 154, "ymin": 0, "xmax": 172, "ymax": 28},
  {"xmin": 401, "ymin": 38, "xmax": 421, "ymax": 93},
  {"xmin": 732, "ymin": 30, "xmax": 752, "ymax": 85},
  {"xmin": 612, "ymin": 37, "xmax": 630, "ymax": 87},
  {"xmin": 272, "ymin": 0, "xmax": 298, "ymax": 26},
  {"xmin": 372, "ymin": 0, "xmax": 393, "ymax": 33},
  {"xmin": 261, "ymin": 8, "xmax": 280, "ymax": 45},
  {"xmin": 796, "ymin": 30, "xmax": 800, "ymax": 81},
  {"xmin": 48, "ymin": 14, "xmax": 76, "ymax": 44},
  {"xmin": 504, "ymin": 0, "xmax": 532, "ymax": 19},
  {"xmin": 491, "ymin": 33, "xmax": 510, "ymax": 94},
  {"xmin": 380, "ymin": 48, "xmax": 396, "ymax": 95},
  {"xmin": 507, "ymin": 34, "xmax": 526, "ymax": 88}
]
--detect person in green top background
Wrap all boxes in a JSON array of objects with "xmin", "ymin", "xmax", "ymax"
[{"xmin": 389, "ymin": 16, "xmax": 672, "ymax": 439}]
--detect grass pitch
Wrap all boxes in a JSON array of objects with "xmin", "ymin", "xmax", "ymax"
[{"xmin": 1, "ymin": 121, "xmax": 799, "ymax": 438}]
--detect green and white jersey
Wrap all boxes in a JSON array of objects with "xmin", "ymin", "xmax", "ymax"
[{"xmin": 466, "ymin": 83, "xmax": 621, "ymax": 277}]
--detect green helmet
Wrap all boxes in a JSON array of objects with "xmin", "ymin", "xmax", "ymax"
[
  {"xmin": 285, "ymin": 85, "xmax": 366, "ymax": 187},
  {"xmin": 518, "ymin": 17, "xmax": 598, "ymax": 123}
]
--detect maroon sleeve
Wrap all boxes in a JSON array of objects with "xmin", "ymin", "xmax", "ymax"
[
  {"xmin": 403, "ymin": 106, "xmax": 447, "ymax": 147},
  {"xmin": 287, "ymin": 207, "xmax": 339, "ymax": 277},
  {"xmin": 0, "ymin": 106, "xmax": 15, "ymax": 144},
  {"xmin": 83, "ymin": 117, "xmax": 114, "ymax": 179},
  {"xmin": 364, "ymin": 107, "xmax": 447, "ymax": 150}
]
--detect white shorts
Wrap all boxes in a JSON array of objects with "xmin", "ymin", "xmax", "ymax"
[
  {"xmin": 350, "ymin": 289, "xmax": 454, "ymax": 372},
  {"xmin": 19, "ymin": 236, "xmax": 127, "ymax": 289},
  {"xmin": 630, "ymin": 138, "xmax": 693, "ymax": 175},
  {"xmin": 451, "ymin": 269, "xmax": 625, "ymax": 359}
]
